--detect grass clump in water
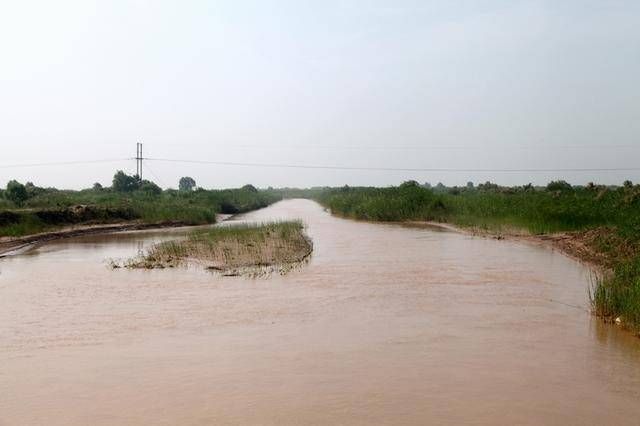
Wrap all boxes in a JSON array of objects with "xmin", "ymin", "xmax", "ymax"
[
  {"xmin": 126, "ymin": 221, "xmax": 312, "ymax": 275},
  {"xmin": 591, "ymin": 257, "xmax": 640, "ymax": 335}
]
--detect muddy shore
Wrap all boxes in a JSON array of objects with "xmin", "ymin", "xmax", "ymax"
[
  {"xmin": 0, "ymin": 213, "xmax": 240, "ymax": 258},
  {"xmin": 411, "ymin": 221, "xmax": 610, "ymax": 271},
  {"xmin": 0, "ymin": 221, "xmax": 198, "ymax": 258}
]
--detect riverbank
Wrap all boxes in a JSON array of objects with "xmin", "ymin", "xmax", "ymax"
[
  {"xmin": 423, "ymin": 223, "xmax": 638, "ymax": 334},
  {"xmin": 123, "ymin": 221, "xmax": 313, "ymax": 275},
  {"xmin": 410, "ymin": 221, "xmax": 617, "ymax": 271},
  {"xmin": 0, "ymin": 213, "xmax": 240, "ymax": 258},
  {"xmin": 313, "ymin": 184, "xmax": 640, "ymax": 335},
  {"xmin": 0, "ymin": 180, "xmax": 280, "ymax": 238},
  {"xmin": 0, "ymin": 220, "xmax": 196, "ymax": 257}
]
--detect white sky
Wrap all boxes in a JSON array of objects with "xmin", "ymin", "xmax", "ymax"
[{"xmin": 1, "ymin": 0, "xmax": 639, "ymax": 189}]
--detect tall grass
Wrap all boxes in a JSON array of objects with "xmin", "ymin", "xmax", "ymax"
[
  {"xmin": 317, "ymin": 184, "xmax": 447, "ymax": 222},
  {"xmin": 591, "ymin": 258, "xmax": 640, "ymax": 334}
]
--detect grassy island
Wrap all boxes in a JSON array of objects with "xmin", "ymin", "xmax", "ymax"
[{"xmin": 124, "ymin": 221, "xmax": 312, "ymax": 275}]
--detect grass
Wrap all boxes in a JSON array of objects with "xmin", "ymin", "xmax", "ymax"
[
  {"xmin": 125, "ymin": 221, "xmax": 312, "ymax": 274},
  {"xmin": 312, "ymin": 182, "xmax": 640, "ymax": 335},
  {"xmin": 0, "ymin": 187, "xmax": 280, "ymax": 237},
  {"xmin": 591, "ymin": 259, "xmax": 640, "ymax": 334}
]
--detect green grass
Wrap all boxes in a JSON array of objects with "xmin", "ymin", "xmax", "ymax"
[
  {"xmin": 0, "ymin": 187, "xmax": 279, "ymax": 237},
  {"xmin": 592, "ymin": 259, "xmax": 640, "ymax": 334},
  {"xmin": 317, "ymin": 184, "xmax": 638, "ymax": 234}
]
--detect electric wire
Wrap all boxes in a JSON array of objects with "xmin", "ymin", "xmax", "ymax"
[
  {"xmin": 143, "ymin": 157, "xmax": 640, "ymax": 173},
  {"xmin": 0, "ymin": 158, "xmax": 130, "ymax": 169}
]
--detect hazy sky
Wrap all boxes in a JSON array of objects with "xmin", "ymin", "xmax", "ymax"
[{"xmin": 1, "ymin": 0, "xmax": 639, "ymax": 189}]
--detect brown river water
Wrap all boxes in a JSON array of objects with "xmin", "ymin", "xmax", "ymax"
[{"xmin": 1, "ymin": 199, "xmax": 640, "ymax": 425}]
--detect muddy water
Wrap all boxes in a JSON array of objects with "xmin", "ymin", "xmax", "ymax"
[{"xmin": 1, "ymin": 199, "xmax": 639, "ymax": 425}]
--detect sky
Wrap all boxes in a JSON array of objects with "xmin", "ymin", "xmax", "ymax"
[{"xmin": 1, "ymin": 0, "xmax": 639, "ymax": 189}]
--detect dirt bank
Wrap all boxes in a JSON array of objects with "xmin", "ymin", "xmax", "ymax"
[
  {"xmin": 0, "ymin": 221, "xmax": 200, "ymax": 258},
  {"xmin": 412, "ymin": 221, "xmax": 616, "ymax": 271}
]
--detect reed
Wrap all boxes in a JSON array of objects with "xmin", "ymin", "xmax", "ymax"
[{"xmin": 127, "ymin": 221, "xmax": 312, "ymax": 273}]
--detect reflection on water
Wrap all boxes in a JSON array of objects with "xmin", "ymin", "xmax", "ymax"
[{"xmin": 1, "ymin": 199, "xmax": 639, "ymax": 425}]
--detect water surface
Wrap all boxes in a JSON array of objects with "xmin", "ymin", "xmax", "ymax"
[{"xmin": 1, "ymin": 199, "xmax": 639, "ymax": 425}]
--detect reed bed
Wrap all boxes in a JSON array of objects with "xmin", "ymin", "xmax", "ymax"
[{"xmin": 126, "ymin": 221, "xmax": 312, "ymax": 274}]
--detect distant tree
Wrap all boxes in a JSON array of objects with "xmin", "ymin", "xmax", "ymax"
[
  {"xmin": 6, "ymin": 180, "xmax": 28, "ymax": 206},
  {"xmin": 25, "ymin": 182, "xmax": 36, "ymax": 197},
  {"xmin": 546, "ymin": 180, "xmax": 573, "ymax": 192},
  {"xmin": 477, "ymin": 181, "xmax": 499, "ymax": 192},
  {"xmin": 466, "ymin": 181, "xmax": 474, "ymax": 189},
  {"xmin": 179, "ymin": 176, "xmax": 196, "ymax": 192},
  {"xmin": 423, "ymin": 182, "xmax": 432, "ymax": 189},
  {"xmin": 112, "ymin": 171, "xmax": 140, "ymax": 192},
  {"xmin": 623, "ymin": 180, "xmax": 633, "ymax": 189},
  {"xmin": 23, "ymin": 181, "xmax": 48, "ymax": 198},
  {"xmin": 139, "ymin": 180, "xmax": 162, "ymax": 195},
  {"xmin": 434, "ymin": 182, "xmax": 447, "ymax": 193},
  {"xmin": 400, "ymin": 180, "xmax": 420, "ymax": 188},
  {"xmin": 242, "ymin": 184, "xmax": 258, "ymax": 192},
  {"xmin": 92, "ymin": 182, "xmax": 103, "ymax": 191}
]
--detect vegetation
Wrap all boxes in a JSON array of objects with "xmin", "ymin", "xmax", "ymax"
[
  {"xmin": 592, "ymin": 259, "xmax": 640, "ymax": 333},
  {"xmin": 124, "ymin": 221, "xmax": 312, "ymax": 274},
  {"xmin": 6, "ymin": 180, "xmax": 28, "ymax": 207},
  {"xmin": 179, "ymin": 176, "xmax": 196, "ymax": 192},
  {"xmin": 312, "ymin": 181, "xmax": 640, "ymax": 334},
  {"xmin": 316, "ymin": 182, "xmax": 446, "ymax": 222},
  {"xmin": 0, "ymin": 172, "xmax": 279, "ymax": 237}
]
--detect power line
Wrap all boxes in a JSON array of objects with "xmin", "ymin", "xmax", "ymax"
[
  {"xmin": 0, "ymin": 158, "xmax": 130, "ymax": 169},
  {"xmin": 144, "ymin": 157, "xmax": 640, "ymax": 173},
  {"xmin": 227, "ymin": 143, "xmax": 640, "ymax": 151},
  {"xmin": 1, "ymin": 150, "xmax": 637, "ymax": 174}
]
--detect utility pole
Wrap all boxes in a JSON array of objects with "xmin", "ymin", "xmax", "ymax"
[{"xmin": 136, "ymin": 142, "xmax": 143, "ymax": 181}]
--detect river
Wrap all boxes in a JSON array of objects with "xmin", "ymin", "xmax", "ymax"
[{"xmin": 1, "ymin": 199, "xmax": 639, "ymax": 425}]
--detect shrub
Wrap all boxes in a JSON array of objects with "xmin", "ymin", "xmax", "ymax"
[
  {"xmin": 546, "ymin": 180, "xmax": 573, "ymax": 192},
  {"xmin": 6, "ymin": 180, "xmax": 28, "ymax": 207}
]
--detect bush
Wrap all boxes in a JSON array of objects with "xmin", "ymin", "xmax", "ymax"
[
  {"xmin": 179, "ymin": 177, "xmax": 196, "ymax": 192},
  {"xmin": 139, "ymin": 180, "xmax": 162, "ymax": 195},
  {"xmin": 6, "ymin": 180, "xmax": 28, "ymax": 207},
  {"xmin": 112, "ymin": 171, "xmax": 140, "ymax": 192},
  {"xmin": 546, "ymin": 180, "xmax": 573, "ymax": 192}
]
